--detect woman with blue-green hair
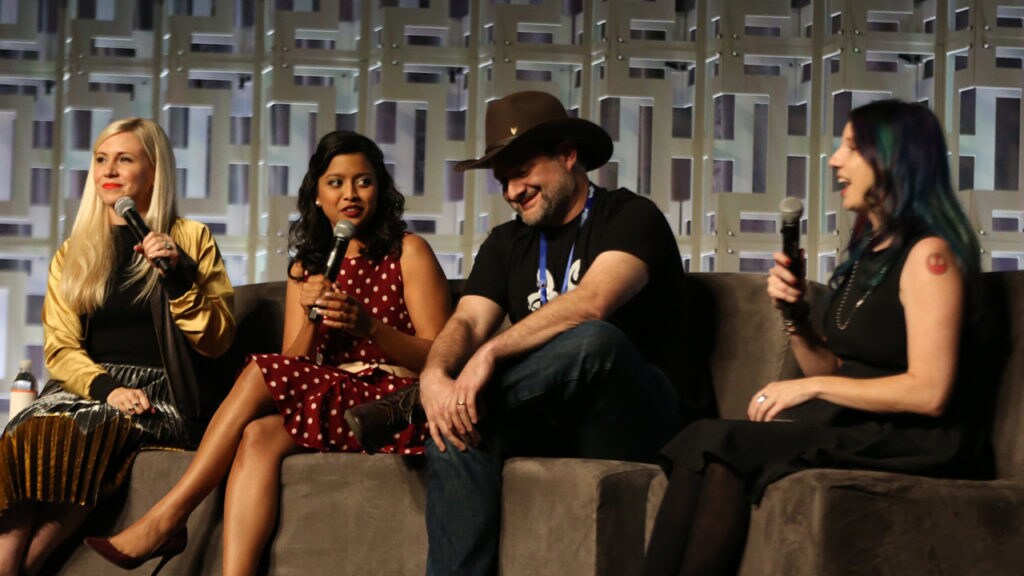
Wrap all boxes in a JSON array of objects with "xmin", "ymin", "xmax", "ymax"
[{"xmin": 642, "ymin": 99, "xmax": 990, "ymax": 576}]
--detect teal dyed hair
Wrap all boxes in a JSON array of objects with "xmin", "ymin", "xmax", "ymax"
[{"xmin": 830, "ymin": 100, "xmax": 980, "ymax": 293}]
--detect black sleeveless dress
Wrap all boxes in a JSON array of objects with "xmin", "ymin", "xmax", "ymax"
[{"xmin": 660, "ymin": 237, "xmax": 990, "ymax": 503}]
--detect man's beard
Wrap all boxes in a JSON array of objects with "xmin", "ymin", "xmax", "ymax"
[{"xmin": 517, "ymin": 170, "xmax": 577, "ymax": 227}]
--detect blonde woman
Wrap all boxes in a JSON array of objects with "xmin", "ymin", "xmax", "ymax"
[{"xmin": 0, "ymin": 118, "xmax": 235, "ymax": 576}]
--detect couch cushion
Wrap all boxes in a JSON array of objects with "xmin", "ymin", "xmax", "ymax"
[
  {"xmin": 209, "ymin": 281, "xmax": 288, "ymax": 391},
  {"xmin": 270, "ymin": 453, "xmax": 428, "ymax": 576},
  {"xmin": 270, "ymin": 454, "xmax": 665, "ymax": 576},
  {"xmin": 739, "ymin": 468, "xmax": 1024, "ymax": 576},
  {"xmin": 687, "ymin": 273, "xmax": 830, "ymax": 420}
]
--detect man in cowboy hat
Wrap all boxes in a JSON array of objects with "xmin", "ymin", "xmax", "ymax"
[{"xmin": 347, "ymin": 90, "xmax": 714, "ymax": 575}]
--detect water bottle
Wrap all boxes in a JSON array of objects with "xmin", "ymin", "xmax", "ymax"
[{"xmin": 9, "ymin": 359, "xmax": 38, "ymax": 420}]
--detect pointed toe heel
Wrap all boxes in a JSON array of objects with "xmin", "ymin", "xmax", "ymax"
[{"xmin": 84, "ymin": 528, "xmax": 187, "ymax": 575}]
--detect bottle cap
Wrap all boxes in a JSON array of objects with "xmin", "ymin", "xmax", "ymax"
[{"xmin": 18, "ymin": 359, "xmax": 31, "ymax": 372}]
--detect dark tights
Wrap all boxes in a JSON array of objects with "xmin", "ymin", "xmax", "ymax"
[{"xmin": 641, "ymin": 461, "xmax": 750, "ymax": 576}]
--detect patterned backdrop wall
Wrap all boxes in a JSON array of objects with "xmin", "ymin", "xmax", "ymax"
[{"xmin": 0, "ymin": 0, "xmax": 1022, "ymax": 392}]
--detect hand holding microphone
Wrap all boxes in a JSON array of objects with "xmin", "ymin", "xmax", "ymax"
[
  {"xmin": 779, "ymin": 197, "xmax": 804, "ymax": 283},
  {"xmin": 776, "ymin": 197, "xmax": 809, "ymax": 330},
  {"xmin": 114, "ymin": 196, "xmax": 173, "ymax": 273},
  {"xmin": 308, "ymin": 220, "xmax": 358, "ymax": 322}
]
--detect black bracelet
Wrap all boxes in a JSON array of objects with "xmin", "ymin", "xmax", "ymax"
[
  {"xmin": 782, "ymin": 317, "xmax": 810, "ymax": 335},
  {"xmin": 781, "ymin": 302, "xmax": 810, "ymax": 335}
]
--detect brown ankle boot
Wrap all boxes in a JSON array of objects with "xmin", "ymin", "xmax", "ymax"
[{"xmin": 344, "ymin": 385, "xmax": 426, "ymax": 454}]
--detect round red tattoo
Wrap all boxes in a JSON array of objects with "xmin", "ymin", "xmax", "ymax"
[{"xmin": 926, "ymin": 253, "xmax": 948, "ymax": 275}]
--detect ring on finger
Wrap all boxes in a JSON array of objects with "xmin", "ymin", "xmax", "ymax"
[
  {"xmin": 756, "ymin": 394, "xmax": 768, "ymax": 403},
  {"xmin": 163, "ymin": 241, "xmax": 173, "ymax": 250}
]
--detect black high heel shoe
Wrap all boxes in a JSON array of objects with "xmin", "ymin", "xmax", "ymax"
[
  {"xmin": 84, "ymin": 528, "xmax": 187, "ymax": 575},
  {"xmin": 344, "ymin": 384, "xmax": 426, "ymax": 454}
]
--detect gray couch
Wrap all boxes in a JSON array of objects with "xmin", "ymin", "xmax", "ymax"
[{"xmin": 49, "ymin": 271, "xmax": 1023, "ymax": 575}]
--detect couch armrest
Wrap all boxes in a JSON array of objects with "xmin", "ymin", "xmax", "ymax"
[
  {"xmin": 740, "ymin": 469, "xmax": 1024, "ymax": 576},
  {"xmin": 501, "ymin": 458, "xmax": 662, "ymax": 576}
]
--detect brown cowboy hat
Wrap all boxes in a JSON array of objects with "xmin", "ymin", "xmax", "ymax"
[{"xmin": 454, "ymin": 90, "xmax": 613, "ymax": 172}]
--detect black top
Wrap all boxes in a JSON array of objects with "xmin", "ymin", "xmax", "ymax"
[
  {"xmin": 85, "ymin": 226, "xmax": 163, "ymax": 368},
  {"xmin": 826, "ymin": 242, "xmax": 908, "ymax": 379},
  {"xmin": 464, "ymin": 185, "xmax": 714, "ymax": 421}
]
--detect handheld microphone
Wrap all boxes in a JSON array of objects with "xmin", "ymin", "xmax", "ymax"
[
  {"xmin": 308, "ymin": 220, "xmax": 358, "ymax": 322},
  {"xmin": 779, "ymin": 197, "xmax": 804, "ymax": 320},
  {"xmin": 114, "ymin": 196, "xmax": 171, "ymax": 273}
]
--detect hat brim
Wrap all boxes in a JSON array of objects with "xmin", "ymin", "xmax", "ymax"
[{"xmin": 454, "ymin": 117, "xmax": 612, "ymax": 173}]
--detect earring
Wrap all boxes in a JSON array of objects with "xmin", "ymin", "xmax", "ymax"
[{"xmin": 315, "ymin": 200, "xmax": 321, "ymax": 207}]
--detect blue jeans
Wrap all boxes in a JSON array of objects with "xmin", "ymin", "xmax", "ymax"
[{"xmin": 425, "ymin": 321, "xmax": 682, "ymax": 576}]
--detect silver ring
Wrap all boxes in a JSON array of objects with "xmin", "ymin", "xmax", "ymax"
[
  {"xmin": 456, "ymin": 400, "xmax": 466, "ymax": 406},
  {"xmin": 163, "ymin": 241, "xmax": 172, "ymax": 250},
  {"xmin": 756, "ymin": 394, "xmax": 768, "ymax": 404}
]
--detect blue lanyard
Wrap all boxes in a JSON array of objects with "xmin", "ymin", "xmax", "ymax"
[{"xmin": 538, "ymin": 185, "xmax": 595, "ymax": 306}]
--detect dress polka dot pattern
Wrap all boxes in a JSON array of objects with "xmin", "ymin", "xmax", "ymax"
[{"xmin": 248, "ymin": 252, "xmax": 426, "ymax": 454}]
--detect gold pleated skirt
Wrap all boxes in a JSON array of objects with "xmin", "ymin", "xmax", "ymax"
[
  {"xmin": 0, "ymin": 364, "xmax": 187, "ymax": 515},
  {"xmin": 0, "ymin": 413, "xmax": 142, "ymax": 510}
]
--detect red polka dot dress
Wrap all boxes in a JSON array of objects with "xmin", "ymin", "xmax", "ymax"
[{"xmin": 248, "ymin": 252, "xmax": 427, "ymax": 454}]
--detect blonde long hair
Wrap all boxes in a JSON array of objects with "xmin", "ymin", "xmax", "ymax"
[{"xmin": 61, "ymin": 118, "xmax": 179, "ymax": 314}]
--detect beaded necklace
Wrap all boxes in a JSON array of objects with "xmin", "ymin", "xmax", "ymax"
[{"xmin": 833, "ymin": 256, "xmax": 888, "ymax": 331}]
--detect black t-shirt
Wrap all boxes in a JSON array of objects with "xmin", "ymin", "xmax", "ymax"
[{"xmin": 465, "ymin": 185, "xmax": 715, "ymax": 421}]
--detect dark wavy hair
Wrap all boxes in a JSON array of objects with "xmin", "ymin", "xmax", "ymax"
[
  {"xmin": 288, "ymin": 131, "xmax": 406, "ymax": 279},
  {"xmin": 830, "ymin": 100, "xmax": 979, "ymax": 294}
]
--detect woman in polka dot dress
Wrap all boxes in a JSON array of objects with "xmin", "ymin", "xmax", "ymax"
[{"xmin": 86, "ymin": 131, "xmax": 451, "ymax": 575}]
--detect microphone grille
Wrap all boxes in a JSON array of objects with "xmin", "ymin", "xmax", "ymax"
[
  {"xmin": 779, "ymin": 197, "xmax": 804, "ymax": 225},
  {"xmin": 333, "ymin": 220, "xmax": 357, "ymax": 240},
  {"xmin": 114, "ymin": 196, "xmax": 136, "ymax": 218}
]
